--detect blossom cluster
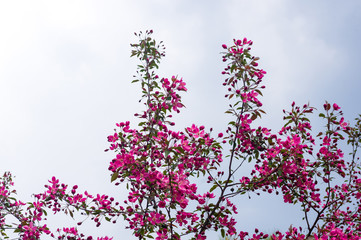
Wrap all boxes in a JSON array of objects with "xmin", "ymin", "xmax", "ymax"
[{"xmin": 0, "ymin": 30, "xmax": 361, "ymax": 240}]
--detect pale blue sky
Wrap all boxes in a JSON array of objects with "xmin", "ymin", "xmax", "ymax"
[{"xmin": 0, "ymin": 1, "xmax": 360, "ymax": 239}]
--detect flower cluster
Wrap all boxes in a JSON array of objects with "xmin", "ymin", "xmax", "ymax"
[
  {"xmin": 0, "ymin": 30, "xmax": 361, "ymax": 240},
  {"xmin": 106, "ymin": 32, "xmax": 226, "ymax": 237}
]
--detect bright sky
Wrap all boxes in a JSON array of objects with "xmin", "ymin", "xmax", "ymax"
[{"xmin": 1, "ymin": 1, "xmax": 360, "ymax": 239}]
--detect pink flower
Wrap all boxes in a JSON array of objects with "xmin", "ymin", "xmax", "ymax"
[
  {"xmin": 339, "ymin": 117, "xmax": 348, "ymax": 130},
  {"xmin": 333, "ymin": 103, "xmax": 340, "ymax": 110},
  {"xmin": 290, "ymin": 134, "xmax": 301, "ymax": 146},
  {"xmin": 156, "ymin": 230, "xmax": 168, "ymax": 240},
  {"xmin": 323, "ymin": 136, "xmax": 331, "ymax": 146},
  {"xmin": 158, "ymin": 201, "xmax": 166, "ymax": 208},
  {"xmin": 176, "ymin": 80, "xmax": 187, "ymax": 91},
  {"xmin": 283, "ymin": 193, "xmax": 293, "ymax": 203}
]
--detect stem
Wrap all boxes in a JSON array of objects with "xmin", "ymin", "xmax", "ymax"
[
  {"xmin": 198, "ymin": 72, "xmax": 247, "ymax": 236},
  {"xmin": 167, "ymin": 157, "xmax": 175, "ymax": 239}
]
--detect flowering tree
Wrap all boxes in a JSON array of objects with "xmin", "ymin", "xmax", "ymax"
[{"xmin": 1, "ymin": 30, "xmax": 361, "ymax": 240}]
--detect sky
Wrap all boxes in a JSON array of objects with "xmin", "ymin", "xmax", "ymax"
[{"xmin": 0, "ymin": 0, "xmax": 361, "ymax": 239}]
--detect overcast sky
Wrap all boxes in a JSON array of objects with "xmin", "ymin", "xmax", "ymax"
[{"xmin": 1, "ymin": 1, "xmax": 360, "ymax": 239}]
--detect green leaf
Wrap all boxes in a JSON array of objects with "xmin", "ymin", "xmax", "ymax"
[
  {"xmin": 259, "ymin": 109, "xmax": 266, "ymax": 114},
  {"xmin": 221, "ymin": 229, "xmax": 225, "ymax": 238},
  {"xmin": 284, "ymin": 120, "xmax": 293, "ymax": 127},
  {"xmin": 302, "ymin": 117, "xmax": 310, "ymax": 122},
  {"xmin": 69, "ymin": 210, "xmax": 74, "ymax": 218},
  {"xmin": 176, "ymin": 146, "xmax": 185, "ymax": 153},
  {"xmin": 228, "ymin": 121, "xmax": 236, "ymax": 126},
  {"xmin": 255, "ymin": 150, "xmax": 259, "ymax": 159},
  {"xmin": 111, "ymin": 172, "xmax": 119, "ymax": 182},
  {"xmin": 255, "ymin": 89, "xmax": 263, "ymax": 96},
  {"xmin": 210, "ymin": 184, "xmax": 217, "ymax": 192},
  {"xmin": 225, "ymin": 179, "xmax": 233, "ymax": 184}
]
